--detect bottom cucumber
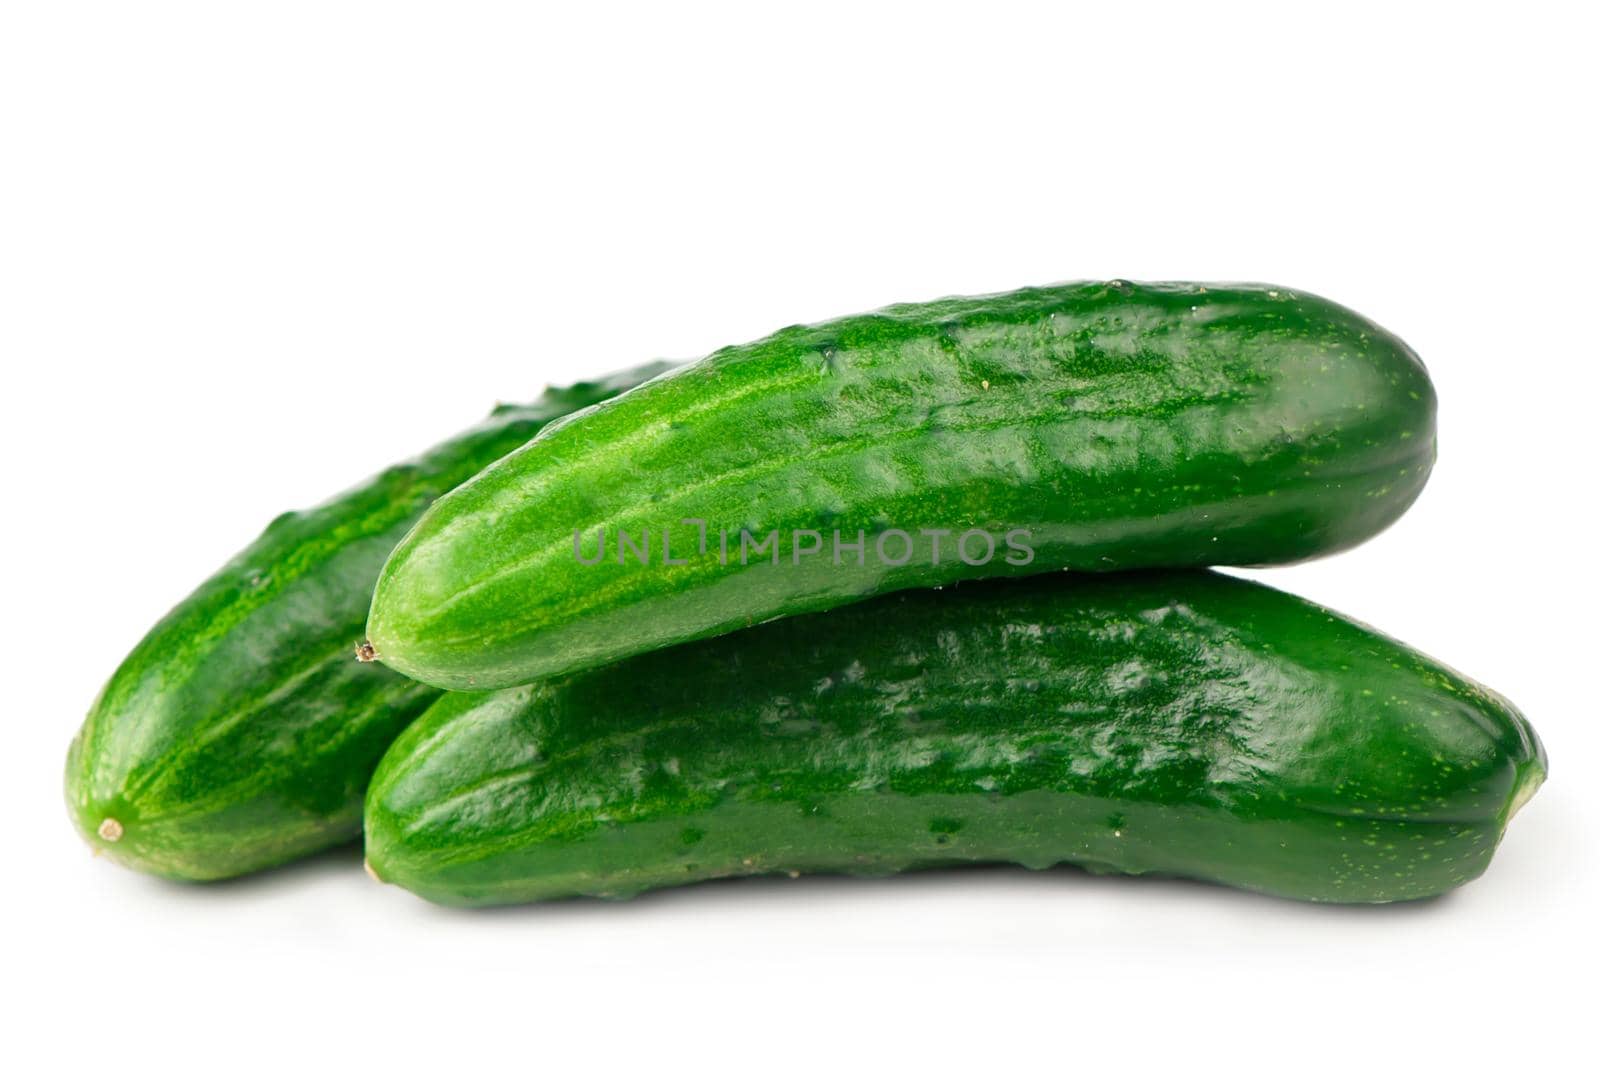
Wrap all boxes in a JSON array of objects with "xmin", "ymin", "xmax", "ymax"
[{"xmin": 364, "ymin": 570, "xmax": 1545, "ymax": 906}]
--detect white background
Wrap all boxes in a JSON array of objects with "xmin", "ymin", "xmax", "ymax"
[{"xmin": 3, "ymin": 2, "xmax": 1596, "ymax": 1080}]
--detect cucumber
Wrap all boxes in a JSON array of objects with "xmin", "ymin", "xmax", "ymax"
[
  {"xmin": 64, "ymin": 362, "xmax": 671, "ymax": 880},
  {"xmin": 366, "ymin": 280, "xmax": 1437, "ymax": 691},
  {"xmin": 364, "ymin": 570, "xmax": 1543, "ymax": 907}
]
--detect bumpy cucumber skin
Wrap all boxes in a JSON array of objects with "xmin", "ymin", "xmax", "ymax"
[
  {"xmin": 65, "ymin": 362, "xmax": 672, "ymax": 881},
  {"xmin": 365, "ymin": 571, "xmax": 1543, "ymax": 907},
  {"xmin": 367, "ymin": 280, "xmax": 1438, "ymax": 691}
]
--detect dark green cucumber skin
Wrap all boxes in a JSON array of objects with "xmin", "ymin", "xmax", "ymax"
[
  {"xmin": 364, "ymin": 571, "xmax": 1543, "ymax": 907},
  {"xmin": 64, "ymin": 362, "xmax": 671, "ymax": 881},
  {"xmin": 367, "ymin": 280, "xmax": 1437, "ymax": 691}
]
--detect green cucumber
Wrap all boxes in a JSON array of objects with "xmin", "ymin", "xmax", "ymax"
[
  {"xmin": 364, "ymin": 570, "xmax": 1543, "ymax": 906},
  {"xmin": 366, "ymin": 280, "xmax": 1437, "ymax": 691},
  {"xmin": 65, "ymin": 361, "xmax": 671, "ymax": 881}
]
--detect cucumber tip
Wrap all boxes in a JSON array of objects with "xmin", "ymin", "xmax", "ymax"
[
  {"xmin": 1505, "ymin": 759, "xmax": 1546, "ymax": 824},
  {"xmin": 97, "ymin": 817, "xmax": 123, "ymax": 843}
]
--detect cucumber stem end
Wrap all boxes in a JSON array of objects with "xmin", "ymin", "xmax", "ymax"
[{"xmin": 1504, "ymin": 759, "xmax": 1546, "ymax": 826}]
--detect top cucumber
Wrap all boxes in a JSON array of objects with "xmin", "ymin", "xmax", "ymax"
[
  {"xmin": 65, "ymin": 362, "xmax": 670, "ymax": 880},
  {"xmin": 368, "ymin": 281, "xmax": 1436, "ymax": 690}
]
